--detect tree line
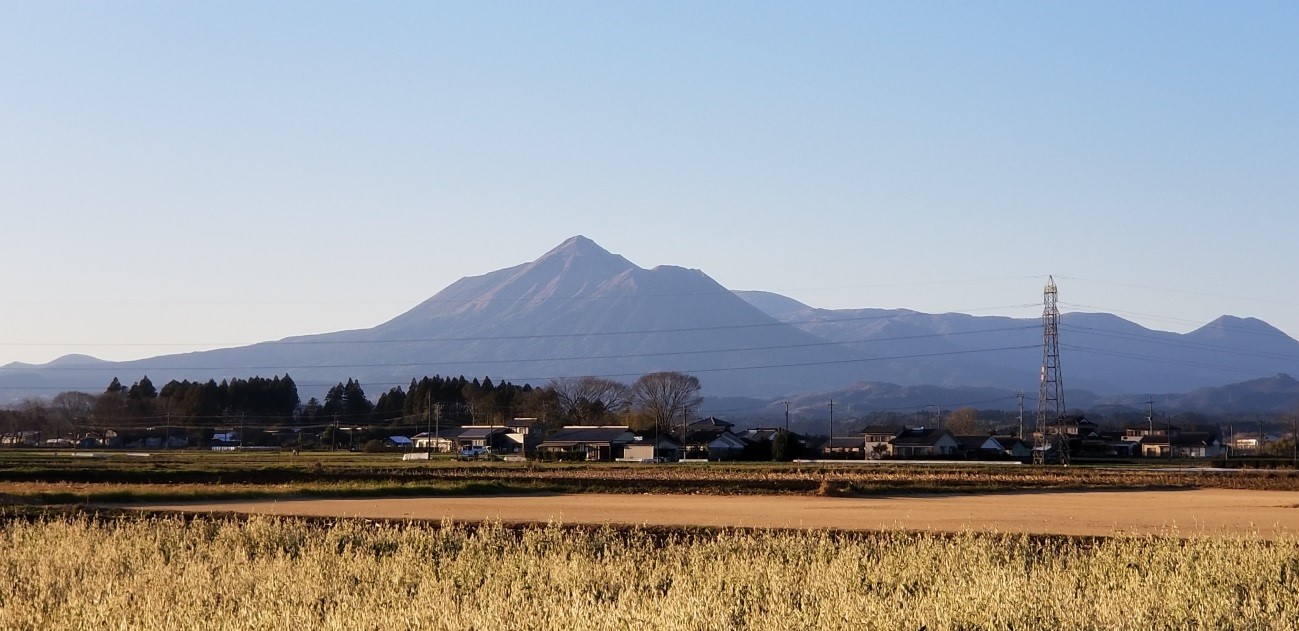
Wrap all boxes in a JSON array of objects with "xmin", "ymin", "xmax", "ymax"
[{"xmin": 0, "ymin": 371, "xmax": 706, "ymax": 448}]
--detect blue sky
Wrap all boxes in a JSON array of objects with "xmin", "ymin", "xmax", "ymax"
[{"xmin": 2, "ymin": 2, "xmax": 1297, "ymax": 366}]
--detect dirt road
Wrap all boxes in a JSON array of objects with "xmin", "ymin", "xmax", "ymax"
[{"xmin": 139, "ymin": 488, "xmax": 1299, "ymax": 538}]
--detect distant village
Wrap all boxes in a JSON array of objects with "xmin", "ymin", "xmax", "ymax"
[{"xmin": 3, "ymin": 413, "xmax": 1251, "ymax": 464}]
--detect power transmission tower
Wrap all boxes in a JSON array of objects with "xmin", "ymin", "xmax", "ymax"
[{"xmin": 1034, "ymin": 276, "xmax": 1068, "ymax": 465}]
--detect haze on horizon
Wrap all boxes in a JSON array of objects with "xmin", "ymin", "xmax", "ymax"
[{"xmin": 2, "ymin": 3, "xmax": 1297, "ymax": 367}]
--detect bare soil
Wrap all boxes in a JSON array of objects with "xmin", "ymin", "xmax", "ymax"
[{"xmin": 136, "ymin": 488, "xmax": 1299, "ymax": 538}]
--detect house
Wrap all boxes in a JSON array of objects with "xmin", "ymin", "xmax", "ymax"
[
  {"xmin": 455, "ymin": 426, "xmax": 526, "ymax": 453},
  {"xmin": 861, "ymin": 425, "xmax": 907, "ymax": 458},
  {"xmin": 1172, "ymin": 432, "xmax": 1225, "ymax": 458},
  {"xmin": 1123, "ymin": 424, "xmax": 1181, "ymax": 441},
  {"xmin": 1138, "ymin": 434, "xmax": 1172, "ymax": 458},
  {"xmin": 105, "ymin": 429, "xmax": 189, "ymax": 449},
  {"xmin": 385, "ymin": 435, "xmax": 414, "ymax": 450},
  {"xmin": 1132, "ymin": 424, "xmax": 1223, "ymax": 459},
  {"xmin": 956, "ymin": 434, "xmax": 1004, "ymax": 459},
  {"xmin": 410, "ymin": 432, "xmax": 457, "ymax": 453},
  {"xmin": 956, "ymin": 434, "xmax": 1032, "ymax": 460},
  {"xmin": 536, "ymin": 426, "xmax": 637, "ymax": 461},
  {"xmin": 736, "ymin": 428, "xmax": 807, "ymax": 460},
  {"xmin": 504, "ymin": 418, "xmax": 544, "ymax": 451},
  {"xmin": 819, "ymin": 436, "xmax": 866, "ymax": 459},
  {"xmin": 620, "ymin": 435, "xmax": 682, "ymax": 462},
  {"xmin": 682, "ymin": 419, "xmax": 748, "ymax": 460},
  {"xmin": 1046, "ymin": 415, "xmax": 1100, "ymax": 438},
  {"xmin": 1, "ymin": 431, "xmax": 41, "ymax": 446},
  {"xmin": 1232, "ymin": 435, "xmax": 1267, "ymax": 455},
  {"xmin": 890, "ymin": 428, "xmax": 960, "ymax": 458},
  {"xmin": 994, "ymin": 436, "xmax": 1034, "ymax": 459}
]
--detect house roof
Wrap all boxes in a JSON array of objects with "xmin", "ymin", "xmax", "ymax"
[
  {"xmin": 685, "ymin": 428, "xmax": 748, "ymax": 449},
  {"xmin": 891, "ymin": 428, "xmax": 956, "ymax": 447},
  {"xmin": 689, "ymin": 417, "xmax": 735, "ymax": 430},
  {"xmin": 539, "ymin": 426, "xmax": 634, "ymax": 447},
  {"xmin": 860, "ymin": 425, "xmax": 907, "ymax": 437},
  {"xmin": 456, "ymin": 426, "xmax": 510, "ymax": 440},
  {"xmin": 954, "ymin": 434, "xmax": 1002, "ymax": 451},
  {"xmin": 683, "ymin": 427, "xmax": 734, "ymax": 445},
  {"xmin": 410, "ymin": 431, "xmax": 455, "ymax": 440},
  {"xmin": 992, "ymin": 435, "xmax": 1028, "ymax": 448},
  {"xmin": 1172, "ymin": 432, "xmax": 1219, "ymax": 447},
  {"xmin": 1046, "ymin": 415, "xmax": 1096, "ymax": 427},
  {"xmin": 737, "ymin": 428, "xmax": 777, "ymax": 441},
  {"xmin": 735, "ymin": 427, "xmax": 807, "ymax": 445},
  {"xmin": 388, "ymin": 436, "xmax": 413, "ymax": 445},
  {"xmin": 631, "ymin": 434, "xmax": 682, "ymax": 448}
]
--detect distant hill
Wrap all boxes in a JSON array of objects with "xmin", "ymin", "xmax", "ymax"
[
  {"xmin": 3, "ymin": 236, "xmax": 1298, "ymax": 406},
  {"xmin": 735, "ymin": 292, "xmax": 1299, "ymax": 396}
]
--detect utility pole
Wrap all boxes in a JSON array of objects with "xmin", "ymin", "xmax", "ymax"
[
  {"xmin": 1146, "ymin": 398, "xmax": 1154, "ymax": 458},
  {"xmin": 434, "ymin": 403, "xmax": 443, "ymax": 454},
  {"xmin": 1017, "ymin": 392, "xmax": 1025, "ymax": 438},
  {"xmin": 828, "ymin": 399, "xmax": 835, "ymax": 456},
  {"xmin": 1166, "ymin": 407, "xmax": 1173, "ymax": 460},
  {"xmin": 426, "ymin": 391, "xmax": 433, "ymax": 458}
]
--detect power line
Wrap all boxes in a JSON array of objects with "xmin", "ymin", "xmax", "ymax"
[
  {"xmin": 1054, "ymin": 275, "xmax": 1299, "ymax": 309},
  {"xmin": 3, "ymin": 344, "xmax": 1042, "ymax": 393},
  {"xmin": 0, "ymin": 303, "xmax": 1042, "ymax": 348},
  {"xmin": 12, "ymin": 326, "xmax": 1041, "ymax": 373},
  {"xmin": 1061, "ymin": 325, "xmax": 1299, "ymax": 362}
]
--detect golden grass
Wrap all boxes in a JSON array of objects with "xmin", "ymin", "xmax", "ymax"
[{"xmin": 1, "ymin": 514, "xmax": 1297, "ymax": 630}]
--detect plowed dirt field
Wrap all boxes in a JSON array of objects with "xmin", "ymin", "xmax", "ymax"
[{"xmin": 139, "ymin": 488, "xmax": 1299, "ymax": 538}]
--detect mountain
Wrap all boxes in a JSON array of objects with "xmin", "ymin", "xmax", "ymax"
[
  {"xmin": 735, "ymin": 292, "xmax": 1299, "ymax": 396},
  {"xmin": 1113, "ymin": 373, "xmax": 1299, "ymax": 414},
  {"xmin": 0, "ymin": 237, "xmax": 859, "ymax": 400},
  {"xmin": 3, "ymin": 237, "xmax": 1298, "ymax": 405}
]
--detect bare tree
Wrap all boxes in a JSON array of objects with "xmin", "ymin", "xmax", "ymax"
[
  {"xmin": 549, "ymin": 376, "xmax": 632, "ymax": 425},
  {"xmin": 51, "ymin": 391, "xmax": 96, "ymax": 440},
  {"xmin": 631, "ymin": 371, "xmax": 702, "ymax": 437},
  {"xmin": 945, "ymin": 407, "xmax": 981, "ymax": 434}
]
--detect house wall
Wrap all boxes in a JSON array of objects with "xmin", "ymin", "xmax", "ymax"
[{"xmin": 622, "ymin": 444, "xmax": 656, "ymax": 461}]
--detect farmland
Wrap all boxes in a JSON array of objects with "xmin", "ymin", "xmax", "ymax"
[
  {"xmin": 3, "ymin": 450, "xmax": 1299, "ymax": 506},
  {"xmin": 4, "ymin": 450, "xmax": 1299, "ymax": 629}
]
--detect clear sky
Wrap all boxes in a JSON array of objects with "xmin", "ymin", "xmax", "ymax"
[{"xmin": 2, "ymin": 2, "xmax": 1297, "ymax": 367}]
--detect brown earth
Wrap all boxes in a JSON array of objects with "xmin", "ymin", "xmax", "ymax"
[{"xmin": 138, "ymin": 488, "xmax": 1299, "ymax": 538}]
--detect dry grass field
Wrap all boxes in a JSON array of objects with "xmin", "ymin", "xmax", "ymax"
[
  {"xmin": 7, "ymin": 453, "xmax": 1299, "ymax": 629},
  {"xmin": 2, "ymin": 513, "xmax": 1298, "ymax": 630}
]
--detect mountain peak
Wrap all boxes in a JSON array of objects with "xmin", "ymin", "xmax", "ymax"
[
  {"xmin": 526, "ymin": 235, "xmax": 637, "ymax": 279},
  {"xmin": 1191, "ymin": 315, "xmax": 1287, "ymax": 338},
  {"xmin": 542, "ymin": 235, "xmax": 616, "ymax": 260}
]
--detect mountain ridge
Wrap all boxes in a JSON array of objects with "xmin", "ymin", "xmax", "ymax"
[{"xmin": 2, "ymin": 236, "xmax": 1296, "ymax": 406}]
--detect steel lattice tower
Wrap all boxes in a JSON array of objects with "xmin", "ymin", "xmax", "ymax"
[{"xmin": 1034, "ymin": 276, "xmax": 1068, "ymax": 465}]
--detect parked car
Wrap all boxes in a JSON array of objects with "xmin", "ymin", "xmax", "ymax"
[{"xmin": 458, "ymin": 446, "xmax": 489, "ymax": 460}]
